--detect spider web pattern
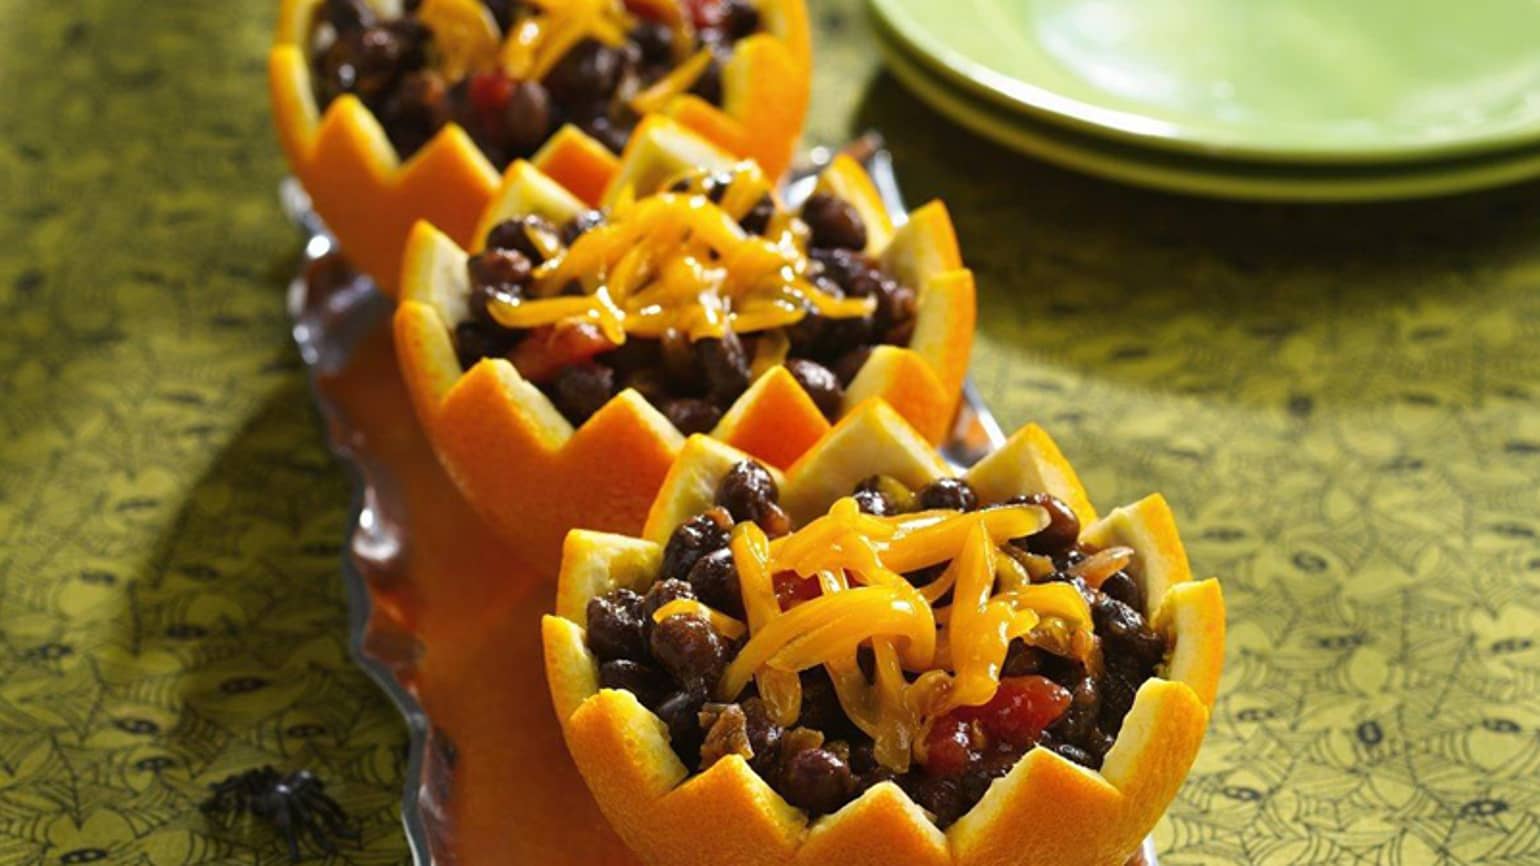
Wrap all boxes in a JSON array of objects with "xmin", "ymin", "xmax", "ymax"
[{"xmin": 0, "ymin": 1, "xmax": 409, "ymax": 863}]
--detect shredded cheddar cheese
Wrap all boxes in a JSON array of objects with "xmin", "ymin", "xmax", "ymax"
[
  {"xmin": 667, "ymin": 495, "xmax": 1106, "ymax": 772},
  {"xmin": 497, "ymin": 0, "xmax": 634, "ymax": 80},
  {"xmin": 486, "ymin": 163, "xmax": 876, "ymax": 343},
  {"xmin": 651, "ymin": 598, "xmax": 748, "ymax": 640}
]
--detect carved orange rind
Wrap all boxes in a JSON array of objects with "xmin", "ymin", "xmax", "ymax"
[
  {"xmin": 543, "ymin": 402, "xmax": 1226, "ymax": 866},
  {"xmin": 396, "ymin": 125, "xmax": 975, "ymax": 572},
  {"xmin": 269, "ymin": 0, "xmax": 810, "ymax": 294}
]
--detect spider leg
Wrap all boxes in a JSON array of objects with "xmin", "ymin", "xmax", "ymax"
[
  {"xmin": 294, "ymin": 802, "xmax": 339, "ymax": 856},
  {"xmin": 300, "ymin": 788, "xmax": 354, "ymax": 837},
  {"xmin": 271, "ymin": 801, "xmax": 302, "ymax": 863}
]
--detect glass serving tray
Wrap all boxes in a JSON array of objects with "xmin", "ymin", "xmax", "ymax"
[{"xmin": 281, "ymin": 144, "xmax": 1156, "ymax": 866}]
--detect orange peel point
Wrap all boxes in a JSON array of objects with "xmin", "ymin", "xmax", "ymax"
[
  {"xmin": 270, "ymin": 0, "xmax": 811, "ymax": 292},
  {"xmin": 544, "ymin": 408, "xmax": 1225, "ymax": 866}
]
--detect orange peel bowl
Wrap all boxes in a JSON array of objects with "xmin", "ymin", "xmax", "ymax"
[
  {"xmin": 268, "ymin": 0, "xmax": 812, "ymax": 295},
  {"xmin": 394, "ymin": 118, "xmax": 976, "ymax": 573},
  {"xmin": 542, "ymin": 400, "xmax": 1225, "ymax": 866}
]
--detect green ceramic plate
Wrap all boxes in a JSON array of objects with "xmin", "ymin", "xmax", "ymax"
[
  {"xmin": 874, "ymin": 26, "xmax": 1540, "ymax": 202},
  {"xmin": 870, "ymin": 0, "xmax": 1540, "ymax": 164}
]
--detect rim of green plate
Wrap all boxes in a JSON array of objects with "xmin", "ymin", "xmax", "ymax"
[
  {"xmin": 873, "ymin": 27, "xmax": 1540, "ymax": 202},
  {"xmin": 868, "ymin": 0, "xmax": 1540, "ymax": 166}
]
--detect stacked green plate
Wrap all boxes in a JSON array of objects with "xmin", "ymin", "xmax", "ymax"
[{"xmin": 868, "ymin": 0, "xmax": 1540, "ymax": 200}]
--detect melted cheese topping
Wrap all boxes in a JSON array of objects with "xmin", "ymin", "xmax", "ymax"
[
  {"xmin": 487, "ymin": 163, "xmax": 875, "ymax": 343},
  {"xmin": 686, "ymin": 496, "xmax": 1102, "ymax": 772},
  {"xmin": 499, "ymin": 0, "xmax": 633, "ymax": 81}
]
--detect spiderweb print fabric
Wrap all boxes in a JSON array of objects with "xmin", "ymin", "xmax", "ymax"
[{"xmin": 2, "ymin": 1, "xmax": 1539, "ymax": 865}]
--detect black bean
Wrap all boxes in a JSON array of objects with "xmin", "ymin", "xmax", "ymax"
[
  {"xmin": 809, "ymin": 247, "xmax": 868, "ymax": 288},
  {"xmin": 663, "ymin": 398, "xmax": 723, "ymax": 435},
  {"xmin": 851, "ymin": 489, "xmax": 887, "ymax": 516},
  {"xmin": 1000, "ymin": 640, "xmax": 1044, "ymax": 677},
  {"xmin": 600, "ymin": 338, "xmax": 663, "ymax": 377},
  {"xmin": 719, "ymin": 0, "xmax": 761, "ymax": 40},
  {"xmin": 797, "ymin": 668, "xmax": 853, "ymax": 737},
  {"xmin": 550, "ymin": 361, "xmax": 615, "ymax": 425},
  {"xmin": 801, "ymin": 193, "xmax": 868, "ymax": 251},
  {"xmin": 385, "ymin": 18, "xmax": 432, "ymax": 70},
  {"xmin": 698, "ymin": 332, "xmax": 751, "ymax": 408},
  {"xmin": 561, "ymin": 209, "xmax": 605, "ymax": 245},
  {"xmin": 659, "ymin": 327, "xmax": 704, "ymax": 391},
  {"xmin": 715, "ymin": 461, "xmax": 780, "ymax": 523},
  {"xmin": 784, "ymin": 311, "xmax": 827, "ymax": 359},
  {"xmin": 830, "ymin": 346, "xmax": 873, "ymax": 387},
  {"xmin": 904, "ymin": 776, "xmax": 968, "ymax": 827},
  {"xmin": 585, "ymin": 588, "xmax": 647, "ymax": 662},
  {"xmin": 854, "ymin": 475, "xmax": 917, "ymax": 514},
  {"xmin": 1050, "ymin": 676, "xmax": 1101, "ymax": 742},
  {"xmin": 875, "ymin": 280, "xmax": 917, "ymax": 345},
  {"xmin": 1097, "ymin": 662, "xmax": 1143, "ymax": 736},
  {"xmin": 543, "ymin": 39, "xmax": 623, "ymax": 106},
  {"xmin": 580, "ymin": 113, "xmax": 632, "ymax": 154},
  {"xmin": 1046, "ymin": 740, "xmax": 1099, "ymax": 769},
  {"xmin": 467, "ymin": 248, "xmax": 533, "ymax": 292},
  {"xmin": 961, "ymin": 749, "xmax": 1020, "ymax": 803},
  {"xmin": 481, "ymin": 0, "xmax": 518, "ymax": 30},
  {"xmin": 1099, "ymin": 571, "xmax": 1144, "ymax": 613},
  {"xmin": 625, "ymin": 368, "xmax": 671, "ymax": 406},
  {"xmin": 485, "ymin": 214, "xmax": 559, "ymax": 264},
  {"xmin": 641, "ymin": 578, "xmax": 698, "ymax": 637},
  {"xmin": 661, "ymin": 509, "xmax": 733, "ymax": 582},
  {"xmin": 453, "ymin": 321, "xmax": 511, "ymax": 368},
  {"xmin": 381, "ymin": 70, "xmax": 451, "ymax": 154},
  {"xmin": 784, "ymin": 358, "xmax": 843, "ymax": 419},
  {"xmin": 650, "ymin": 614, "xmax": 729, "ymax": 694},
  {"xmin": 314, "ymin": 38, "xmax": 361, "ymax": 103},
  {"xmin": 599, "ymin": 659, "xmax": 670, "ymax": 708},
  {"xmin": 917, "ymin": 478, "xmax": 979, "ymax": 512},
  {"xmin": 778, "ymin": 748, "xmax": 853, "ymax": 816},
  {"xmin": 632, "ymin": 20, "xmax": 674, "ymax": 66},
  {"xmin": 354, "ymin": 26, "xmax": 409, "ymax": 99},
  {"xmin": 323, "ymin": 0, "xmax": 376, "ymax": 33},
  {"xmin": 739, "ymin": 196, "xmax": 774, "ymax": 235},
  {"xmin": 686, "ymin": 548, "xmax": 743, "ymax": 618},
  {"xmin": 1008, "ymin": 492, "xmax": 1080, "ymax": 555},
  {"xmin": 656, "ymin": 689, "xmax": 707, "ymax": 769},
  {"xmin": 741, "ymin": 697, "xmax": 784, "ymax": 777},
  {"xmin": 503, "ymin": 79, "xmax": 553, "ymax": 156},
  {"xmin": 689, "ymin": 52, "xmax": 724, "ymax": 105},
  {"xmin": 1091, "ymin": 594, "xmax": 1166, "ymax": 667}
]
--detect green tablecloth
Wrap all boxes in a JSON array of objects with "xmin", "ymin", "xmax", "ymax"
[{"xmin": 3, "ymin": 1, "xmax": 1538, "ymax": 863}]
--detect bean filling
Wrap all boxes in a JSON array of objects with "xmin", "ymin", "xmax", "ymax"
[
  {"xmin": 450, "ymin": 170, "xmax": 920, "ymax": 433},
  {"xmin": 310, "ymin": 0, "xmax": 764, "ymax": 166},
  {"xmin": 584, "ymin": 464, "xmax": 1169, "ymax": 826}
]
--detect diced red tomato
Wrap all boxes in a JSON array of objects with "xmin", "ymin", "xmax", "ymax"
[
  {"xmin": 922, "ymin": 716, "xmax": 977, "ymax": 777},
  {"xmin": 509, "ymin": 321, "xmax": 616, "ymax": 383},
  {"xmin": 773, "ymin": 570, "xmax": 821, "ymax": 609},
  {"xmin": 682, "ymin": 0, "xmax": 724, "ymax": 29},
  {"xmin": 954, "ymin": 675, "xmax": 1072, "ymax": 749},
  {"xmin": 468, "ymin": 70, "xmax": 515, "ymax": 125}
]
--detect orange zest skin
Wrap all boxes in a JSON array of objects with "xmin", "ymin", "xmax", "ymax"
[{"xmin": 269, "ymin": 0, "xmax": 811, "ymax": 295}]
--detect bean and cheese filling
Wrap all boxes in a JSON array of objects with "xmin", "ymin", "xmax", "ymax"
[
  {"xmin": 452, "ymin": 163, "xmax": 921, "ymax": 432},
  {"xmin": 309, "ymin": 0, "xmax": 765, "ymax": 165},
  {"xmin": 583, "ymin": 462, "xmax": 1170, "ymax": 826}
]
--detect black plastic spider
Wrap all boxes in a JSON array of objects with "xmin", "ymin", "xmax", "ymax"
[{"xmin": 202, "ymin": 766, "xmax": 359, "ymax": 862}]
